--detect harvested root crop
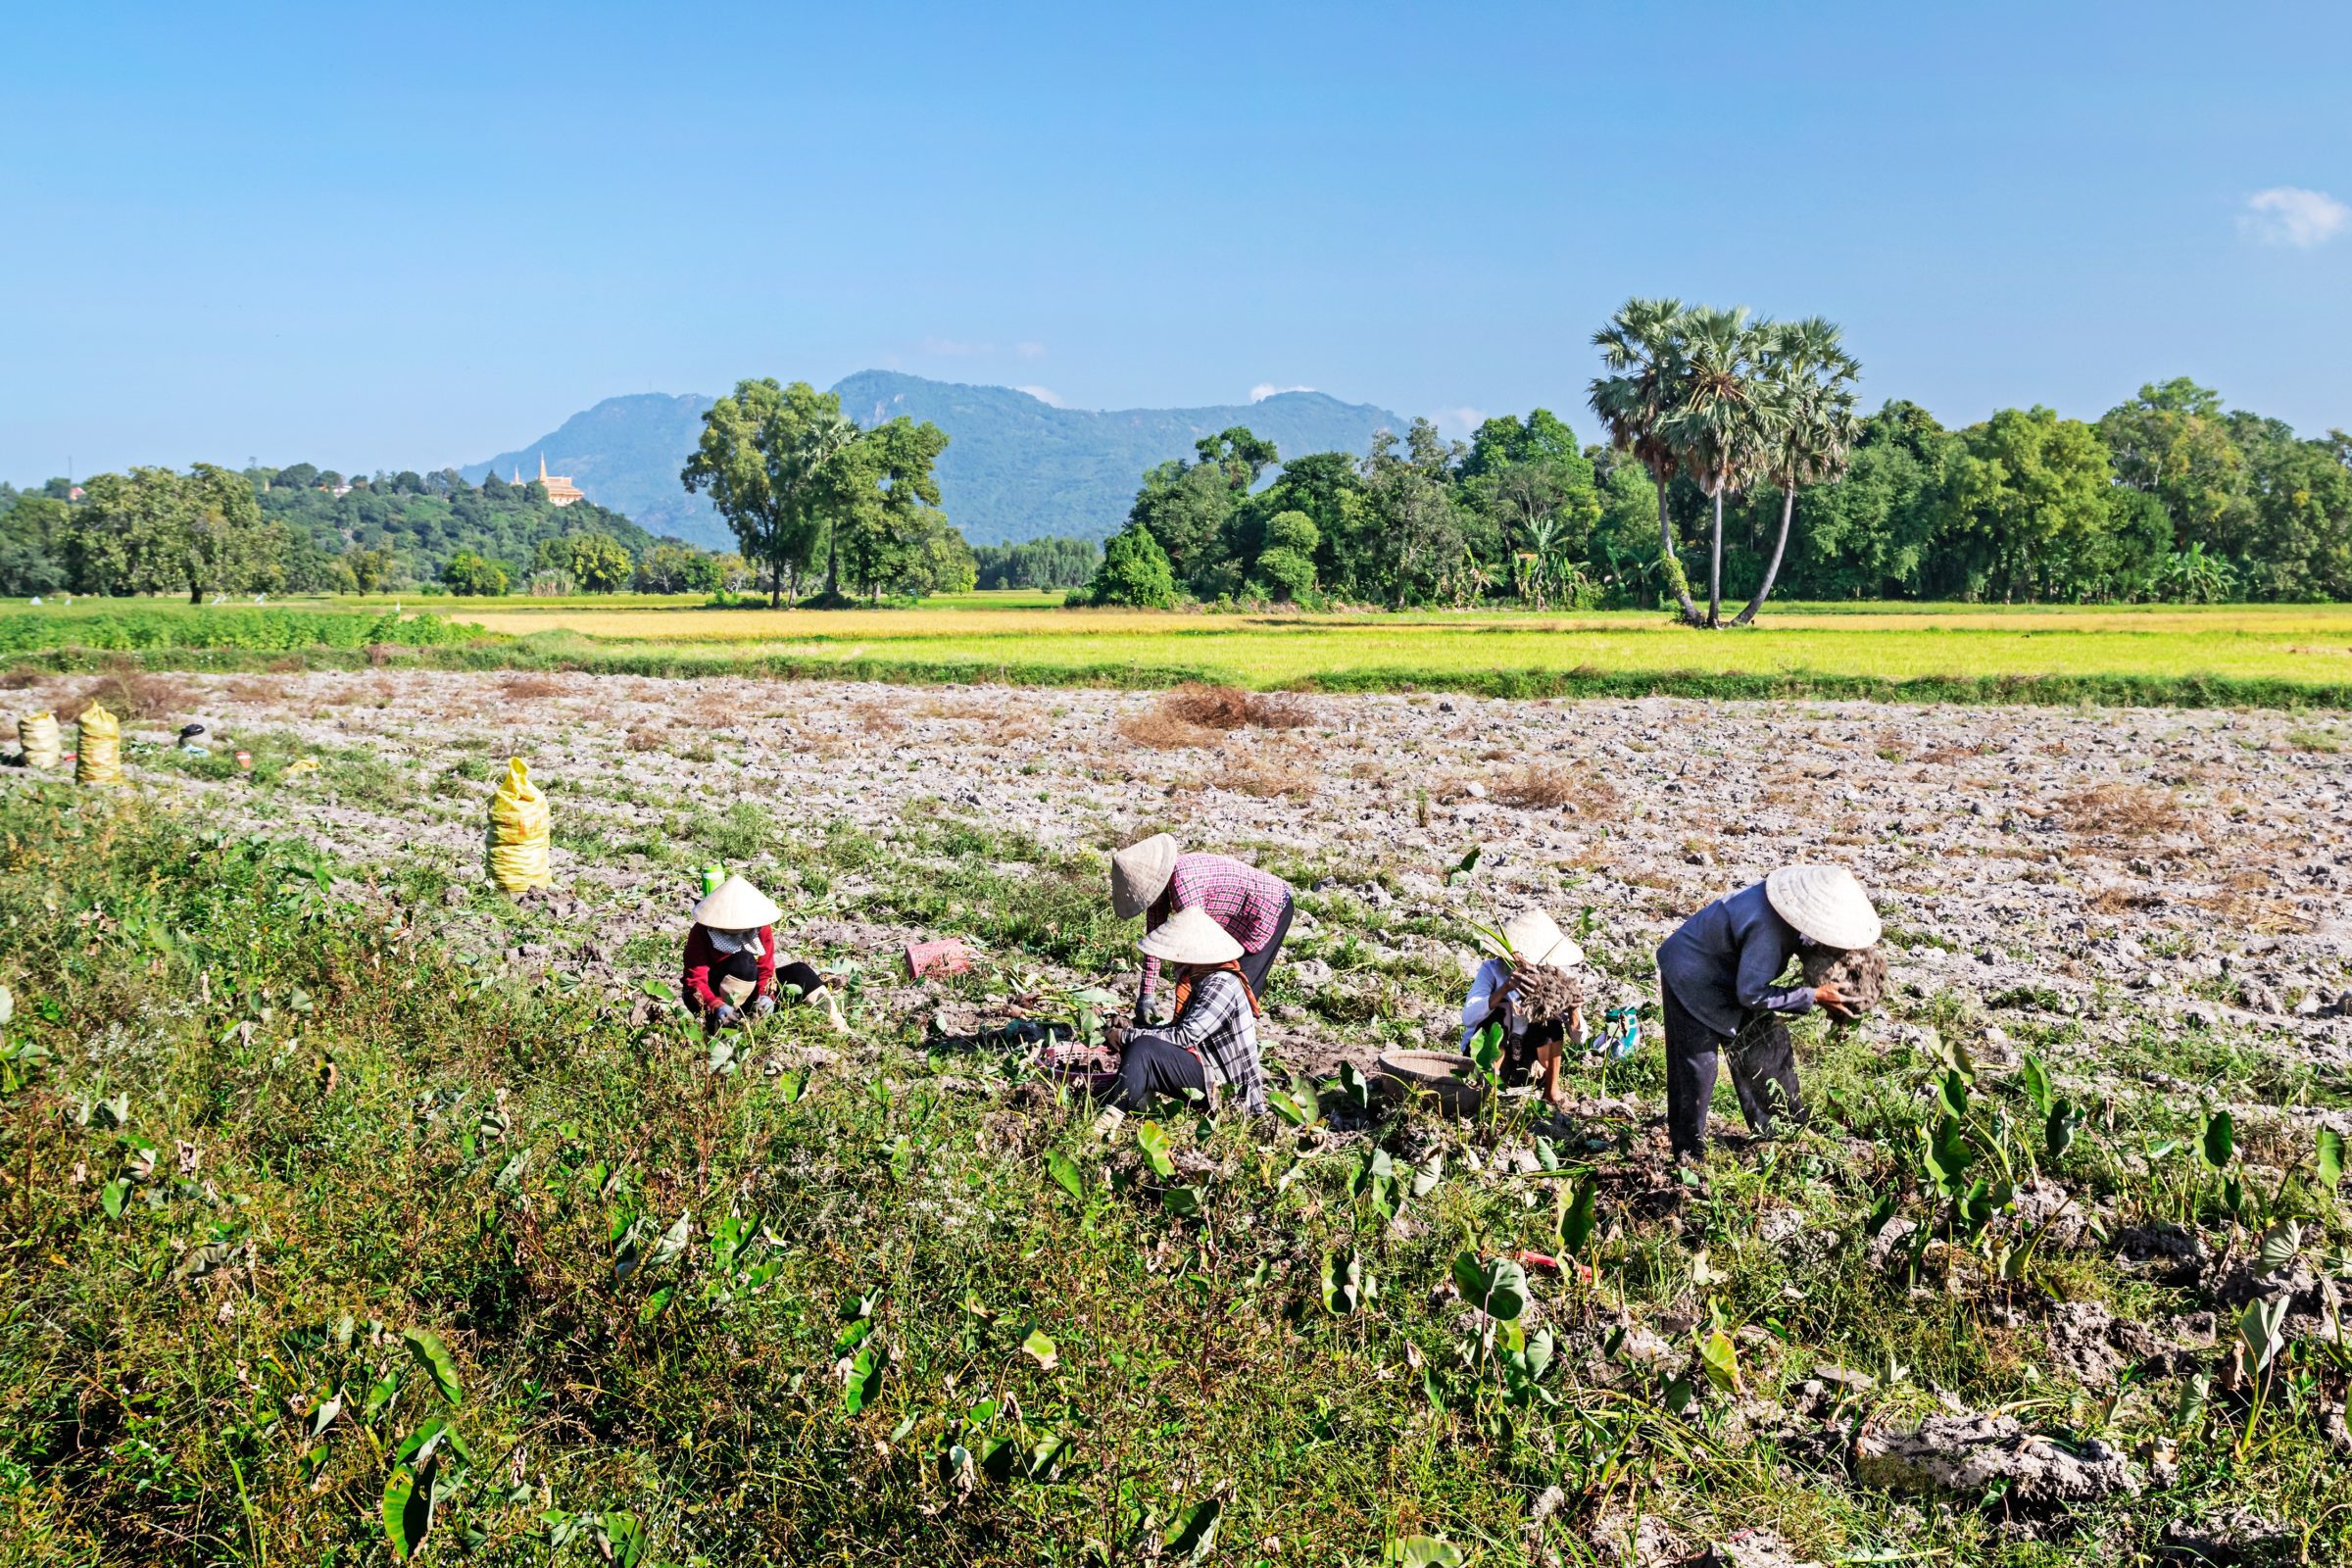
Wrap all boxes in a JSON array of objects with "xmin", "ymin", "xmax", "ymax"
[
  {"xmin": 1513, "ymin": 962, "xmax": 1586, "ymax": 1023},
  {"xmin": 1802, "ymin": 945, "xmax": 1888, "ymax": 1014}
]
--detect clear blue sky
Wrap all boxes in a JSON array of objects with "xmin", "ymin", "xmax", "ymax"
[{"xmin": 4, "ymin": 1, "xmax": 2346, "ymax": 482}]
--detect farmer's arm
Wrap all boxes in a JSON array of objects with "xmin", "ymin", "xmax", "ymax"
[
  {"xmin": 755, "ymin": 926, "xmax": 778, "ymax": 998},
  {"xmin": 1735, "ymin": 932, "xmax": 1814, "ymax": 1015},
  {"xmin": 681, "ymin": 928, "xmax": 722, "ymax": 1012}
]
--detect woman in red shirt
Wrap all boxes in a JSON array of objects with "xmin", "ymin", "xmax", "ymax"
[{"xmin": 682, "ymin": 875, "xmax": 845, "ymax": 1033}]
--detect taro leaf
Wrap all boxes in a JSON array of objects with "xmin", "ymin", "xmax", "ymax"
[
  {"xmin": 2224, "ymin": 1175, "xmax": 2247, "ymax": 1218},
  {"xmin": 1689, "ymin": 1248, "xmax": 1720, "ymax": 1290},
  {"xmin": 642, "ymin": 979, "xmax": 677, "ymax": 1004},
  {"xmin": 1936, "ymin": 1070, "xmax": 1969, "ymax": 1123},
  {"xmin": 1323, "ymin": 1249, "xmax": 1370, "ymax": 1316},
  {"xmin": 599, "ymin": 1511, "xmax": 648, "ymax": 1568},
  {"xmin": 612, "ymin": 1218, "xmax": 648, "ymax": 1282},
  {"xmin": 1663, "ymin": 1374, "xmax": 1695, "ymax": 1415},
  {"xmin": 647, "ymin": 1211, "xmax": 692, "ymax": 1273},
  {"xmin": 311, "ymin": 1389, "xmax": 343, "ymax": 1439},
  {"xmin": 2019, "ymin": 1054, "xmax": 2054, "ymax": 1117},
  {"xmin": 1047, "ymin": 1150, "xmax": 1086, "ymax": 1203},
  {"xmin": 382, "ymin": 1462, "xmax": 432, "ymax": 1561},
  {"xmin": 1451, "ymin": 1253, "xmax": 1530, "ymax": 1322},
  {"xmin": 1557, "ymin": 1174, "xmax": 1598, "ymax": 1259},
  {"xmin": 1698, "ymin": 1328, "xmax": 1741, "ymax": 1394},
  {"xmin": 1266, "ymin": 1085, "xmax": 1315, "ymax": 1128},
  {"xmin": 776, "ymin": 1068, "xmax": 808, "ymax": 1103},
  {"xmin": 1162, "ymin": 1185, "xmax": 1203, "ymax": 1218},
  {"xmin": 2045, "ymin": 1101, "xmax": 2077, "ymax": 1163},
  {"xmin": 1412, "ymin": 1156, "xmax": 1444, "ymax": 1198},
  {"xmin": 1389, "ymin": 1538, "xmax": 1466, "ymax": 1568},
  {"xmin": 2176, "ymin": 1371, "xmax": 2211, "ymax": 1429},
  {"xmin": 2201, "ymin": 1109, "xmax": 2236, "ymax": 1170},
  {"xmin": 2260, "ymin": 1219, "xmax": 2304, "ymax": 1277},
  {"xmin": 1136, "ymin": 1122, "xmax": 1175, "ymax": 1179},
  {"xmin": 1163, "ymin": 1498, "xmax": 1223, "ymax": 1562},
  {"xmin": 173, "ymin": 1240, "xmax": 242, "ymax": 1282},
  {"xmin": 844, "ymin": 1341, "xmax": 889, "ymax": 1413},
  {"xmin": 494, "ymin": 1152, "xmax": 529, "ymax": 1192},
  {"xmin": 2240, "ymin": 1296, "xmax": 2289, "ymax": 1375},
  {"xmin": 1467, "ymin": 1022, "xmax": 1504, "ymax": 1084},
  {"xmin": 979, "ymin": 1434, "xmax": 1021, "ymax": 1484},
  {"xmin": 401, "ymin": 1328, "xmax": 464, "ymax": 1407},
  {"xmin": 2321, "ymin": 1127, "xmax": 2345, "ymax": 1191},
  {"xmin": 1025, "ymin": 1432, "xmax": 1071, "ymax": 1481},
  {"xmin": 1336, "ymin": 1059, "xmax": 1373, "ymax": 1110},
  {"xmin": 706, "ymin": 1038, "xmax": 737, "ymax": 1076},
  {"xmin": 100, "ymin": 1178, "xmax": 128, "ymax": 1219},
  {"xmin": 1021, "ymin": 1328, "xmax": 1058, "ymax": 1371},
  {"xmin": 1535, "ymin": 1136, "xmax": 1560, "ymax": 1172}
]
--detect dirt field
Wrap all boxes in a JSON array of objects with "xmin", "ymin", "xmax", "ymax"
[{"xmin": 15, "ymin": 667, "xmax": 2350, "ymax": 1096}]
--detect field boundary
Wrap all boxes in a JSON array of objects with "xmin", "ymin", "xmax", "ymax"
[{"xmin": 8, "ymin": 637, "xmax": 2348, "ymax": 710}]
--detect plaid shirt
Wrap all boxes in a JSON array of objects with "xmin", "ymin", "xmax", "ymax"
[
  {"xmin": 1134, "ymin": 968, "xmax": 1265, "ymax": 1114},
  {"xmin": 1139, "ymin": 854, "xmax": 1291, "ymax": 1005}
]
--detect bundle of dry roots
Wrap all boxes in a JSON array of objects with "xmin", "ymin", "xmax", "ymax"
[
  {"xmin": 1802, "ymin": 945, "xmax": 1888, "ymax": 1015},
  {"xmin": 1513, "ymin": 962, "xmax": 1587, "ymax": 1023}
]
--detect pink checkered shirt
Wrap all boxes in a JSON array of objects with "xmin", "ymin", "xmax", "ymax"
[{"xmin": 1139, "ymin": 853, "xmax": 1291, "ymax": 1004}]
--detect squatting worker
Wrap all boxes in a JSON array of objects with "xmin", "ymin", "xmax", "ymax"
[
  {"xmin": 682, "ymin": 875, "xmax": 847, "ymax": 1034},
  {"xmin": 1655, "ymin": 865, "xmax": 1880, "ymax": 1160},
  {"xmin": 1460, "ymin": 907, "xmax": 1590, "ymax": 1108},
  {"xmin": 1109, "ymin": 834, "xmax": 1294, "ymax": 1025},
  {"xmin": 1104, "ymin": 906, "xmax": 1266, "ymax": 1113}
]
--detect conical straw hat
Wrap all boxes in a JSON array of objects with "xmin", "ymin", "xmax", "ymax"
[
  {"xmin": 1765, "ymin": 865, "xmax": 1881, "ymax": 950},
  {"xmin": 1137, "ymin": 906, "xmax": 1243, "ymax": 965},
  {"xmin": 1110, "ymin": 833, "xmax": 1180, "ymax": 920},
  {"xmin": 1502, "ymin": 907, "xmax": 1584, "ymax": 968},
  {"xmin": 693, "ymin": 874, "xmax": 780, "ymax": 930}
]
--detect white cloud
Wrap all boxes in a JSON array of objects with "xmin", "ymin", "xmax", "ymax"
[
  {"xmin": 1013, "ymin": 385, "xmax": 1063, "ymax": 407},
  {"xmin": 1015, "ymin": 341, "xmax": 1047, "ymax": 360},
  {"xmin": 2240, "ymin": 186, "xmax": 2349, "ymax": 249},
  {"xmin": 919, "ymin": 335, "xmax": 993, "ymax": 356},
  {"xmin": 1429, "ymin": 406, "xmax": 1488, "ymax": 437},
  {"xmin": 1249, "ymin": 382, "xmax": 1314, "ymax": 402}
]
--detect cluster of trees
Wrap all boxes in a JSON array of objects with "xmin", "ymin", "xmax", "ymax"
[
  {"xmin": 973, "ymin": 536, "xmax": 1099, "ymax": 590},
  {"xmin": 0, "ymin": 464, "xmax": 747, "ymax": 599},
  {"xmin": 683, "ymin": 378, "xmax": 978, "ymax": 606},
  {"xmin": 1085, "ymin": 304, "xmax": 2352, "ymax": 613}
]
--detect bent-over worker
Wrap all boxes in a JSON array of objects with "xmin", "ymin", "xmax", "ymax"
[
  {"xmin": 1109, "ymin": 833, "xmax": 1293, "ymax": 1024},
  {"xmin": 1105, "ymin": 906, "xmax": 1267, "ymax": 1114},
  {"xmin": 1654, "ymin": 865, "xmax": 1880, "ymax": 1159},
  {"xmin": 681, "ymin": 874, "xmax": 847, "ymax": 1034},
  {"xmin": 1460, "ymin": 907, "xmax": 1589, "ymax": 1108}
]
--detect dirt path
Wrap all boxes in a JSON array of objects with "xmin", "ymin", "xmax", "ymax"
[{"xmin": 12, "ymin": 668, "xmax": 2351, "ymax": 1084}]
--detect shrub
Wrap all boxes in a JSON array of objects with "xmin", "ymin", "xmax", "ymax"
[{"xmin": 1089, "ymin": 525, "xmax": 1176, "ymax": 609}]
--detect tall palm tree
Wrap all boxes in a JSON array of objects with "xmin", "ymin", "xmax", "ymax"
[
  {"xmin": 1735, "ymin": 318, "xmax": 1860, "ymax": 625},
  {"xmin": 1589, "ymin": 298, "xmax": 1702, "ymax": 625},
  {"xmin": 1661, "ymin": 306, "xmax": 1779, "ymax": 627}
]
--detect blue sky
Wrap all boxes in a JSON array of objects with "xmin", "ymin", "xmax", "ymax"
[{"xmin": 3, "ymin": 1, "xmax": 2346, "ymax": 482}]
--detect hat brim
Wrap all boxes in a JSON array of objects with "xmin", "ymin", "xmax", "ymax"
[
  {"xmin": 1137, "ymin": 908, "xmax": 1244, "ymax": 966},
  {"xmin": 1765, "ymin": 866, "xmax": 1882, "ymax": 950},
  {"xmin": 1110, "ymin": 835, "xmax": 1179, "ymax": 920},
  {"xmin": 695, "ymin": 877, "xmax": 781, "ymax": 930}
]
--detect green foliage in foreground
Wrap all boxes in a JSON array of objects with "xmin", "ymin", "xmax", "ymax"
[
  {"xmin": 3, "ymin": 792, "xmax": 2352, "ymax": 1562},
  {"xmin": 0, "ymin": 608, "xmax": 480, "ymax": 655}
]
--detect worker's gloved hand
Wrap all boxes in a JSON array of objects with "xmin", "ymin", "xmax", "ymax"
[
  {"xmin": 714, "ymin": 1003, "xmax": 742, "ymax": 1027},
  {"xmin": 752, "ymin": 994, "xmax": 777, "ymax": 1018},
  {"xmin": 1133, "ymin": 998, "xmax": 1153, "ymax": 1027}
]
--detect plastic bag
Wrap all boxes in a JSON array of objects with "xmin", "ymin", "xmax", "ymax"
[
  {"xmin": 18, "ymin": 710, "xmax": 61, "ymax": 770},
  {"xmin": 487, "ymin": 756, "xmax": 552, "ymax": 891},
  {"xmin": 75, "ymin": 704, "xmax": 122, "ymax": 786}
]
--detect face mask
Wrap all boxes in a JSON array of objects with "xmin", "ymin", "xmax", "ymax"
[{"xmin": 708, "ymin": 928, "xmax": 753, "ymax": 955}]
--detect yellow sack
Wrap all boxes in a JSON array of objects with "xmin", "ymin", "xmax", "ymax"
[
  {"xmin": 487, "ymin": 757, "xmax": 553, "ymax": 891},
  {"xmin": 75, "ymin": 704, "xmax": 123, "ymax": 786},
  {"xmin": 19, "ymin": 710, "xmax": 61, "ymax": 770}
]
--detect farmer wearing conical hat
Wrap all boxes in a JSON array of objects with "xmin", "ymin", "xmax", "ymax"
[
  {"xmin": 682, "ymin": 875, "xmax": 846, "ymax": 1034},
  {"xmin": 1656, "ymin": 866, "xmax": 1881, "ymax": 1159},
  {"xmin": 1109, "ymin": 834, "xmax": 1294, "ymax": 1025},
  {"xmin": 1460, "ymin": 908, "xmax": 1590, "ymax": 1109},
  {"xmin": 1103, "ymin": 906, "xmax": 1267, "ymax": 1114}
]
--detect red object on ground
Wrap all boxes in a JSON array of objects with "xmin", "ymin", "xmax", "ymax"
[
  {"xmin": 235, "ymin": 750, "xmax": 253, "ymax": 770},
  {"xmin": 1515, "ymin": 1250, "xmax": 1562, "ymax": 1273},
  {"xmin": 906, "ymin": 939, "xmax": 973, "ymax": 979}
]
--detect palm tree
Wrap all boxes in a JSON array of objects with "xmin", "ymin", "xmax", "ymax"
[
  {"xmin": 1660, "ymin": 306, "xmax": 1779, "ymax": 627},
  {"xmin": 1589, "ymin": 298, "xmax": 1702, "ymax": 625},
  {"xmin": 1734, "ymin": 318, "xmax": 1860, "ymax": 625}
]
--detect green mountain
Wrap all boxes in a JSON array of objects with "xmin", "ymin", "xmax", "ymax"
[{"xmin": 461, "ymin": 373, "xmax": 1408, "ymax": 548}]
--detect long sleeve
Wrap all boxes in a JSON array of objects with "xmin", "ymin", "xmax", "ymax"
[
  {"xmin": 754, "ymin": 925, "xmax": 778, "ymax": 997},
  {"xmin": 1460, "ymin": 958, "xmax": 1507, "ymax": 1048},
  {"xmin": 1734, "ymin": 932, "xmax": 1813, "ymax": 1015},
  {"xmin": 1129, "ymin": 971, "xmax": 1264, "ymax": 1112},
  {"xmin": 682, "ymin": 926, "xmax": 721, "ymax": 1012}
]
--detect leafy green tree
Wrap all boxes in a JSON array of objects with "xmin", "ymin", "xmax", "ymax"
[
  {"xmin": 1931, "ymin": 407, "xmax": 2116, "ymax": 601},
  {"xmin": 1735, "ymin": 318, "xmax": 1861, "ymax": 623},
  {"xmin": 342, "ymin": 546, "xmax": 396, "ymax": 594},
  {"xmin": 561, "ymin": 533, "xmax": 634, "ymax": 592},
  {"xmin": 0, "ymin": 494, "xmax": 71, "ymax": 595},
  {"xmin": 972, "ymin": 537, "xmax": 1100, "ymax": 589},
  {"xmin": 1234, "ymin": 450, "xmax": 1364, "ymax": 596},
  {"xmin": 1591, "ymin": 297, "xmax": 1703, "ymax": 624},
  {"xmin": 440, "ymin": 550, "xmax": 510, "ymax": 596},
  {"xmin": 1357, "ymin": 420, "xmax": 1467, "ymax": 606},
  {"xmin": 1458, "ymin": 411, "xmax": 1602, "ymax": 600},
  {"xmin": 833, "ymin": 417, "xmax": 956, "ymax": 603},
  {"xmin": 1250, "ymin": 510, "xmax": 1320, "ymax": 601},
  {"xmin": 2097, "ymin": 379, "xmax": 2252, "ymax": 556},
  {"xmin": 1195, "ymin": 427, "xmax": 1280, "ymax": 487},
  {"xmin": 68, "ymin": 464, "xmax": 278, "ymax": 602},
  {"xmin": 681, "ymin": 378, "xmax": 845, "ymax": 607},
  {"xmin": 1128, "ymin": 459, "xmax": 1239, "ymax": 588},
  {"xmin": 1090, "ymin": 524, "xmax": 1177, "ymax": 608}
]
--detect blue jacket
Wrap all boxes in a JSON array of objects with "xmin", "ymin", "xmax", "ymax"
[{"xmin": 1656, "ymin": 880, "xmax": 1817, "ymax": 1036}]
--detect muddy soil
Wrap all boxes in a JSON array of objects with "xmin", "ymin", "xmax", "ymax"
[{"xmin": 10, "ymin": 670, "xmax": 2350, "ymax": 1098}]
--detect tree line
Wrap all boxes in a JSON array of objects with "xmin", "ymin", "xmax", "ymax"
[
  {"xmin": 1087, "ymin": 299, "xmax": 2352, "ymax": 613},
  {"xmin": 0, "ymin": 465, "xmax": 751, "ymax": 601}
]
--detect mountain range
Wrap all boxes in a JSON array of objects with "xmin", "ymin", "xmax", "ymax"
[{"xmin": 461, "ymin": 372, "xmax": 1408, "ymax": 549}]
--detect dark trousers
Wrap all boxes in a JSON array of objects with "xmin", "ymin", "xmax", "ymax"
[
  {"xmin": 1238, "ymin": 895, "xmax": 1294, "ymax": 998},
  {"xmin": 1662, "ymin": 983, "xmax": 1803, "ymax": 1155},
  {"xmin": 696, "ymin": 955, "xmax": 826, "ymax": 1032},
  {"xmin": 1114, "ymin": 1035, "xmax": 1204, "ymax": 1110}
]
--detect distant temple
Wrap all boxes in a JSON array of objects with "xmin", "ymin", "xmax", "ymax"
[{"xmin": 513, "ymin": 453, "xmax": 585, "ymax": 507}]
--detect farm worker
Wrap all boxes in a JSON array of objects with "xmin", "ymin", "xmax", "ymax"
[
  {"xmin": 1104, "ymin": 906, "xmax": 1266, "ymax": 1113},
  {"xmin": 1655, "ymin": 865, "xmax": 1879, "ymax": 1159},
  {"xmin": 681, "ymin": 875, "xmax": 847, "ymax": 1035},
  {"xmin": 1109, "ymin": 833, "xmax": 1294, "ymax": 1024},
  {"xmin": 1460, "ymin": 908, "xmax": 1588, "ymax": 1108}
]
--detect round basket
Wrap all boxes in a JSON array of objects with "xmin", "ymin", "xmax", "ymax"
[{"xmin": 1377, "ymin": 1049, "xmax": 1485, "ymax": 1117}]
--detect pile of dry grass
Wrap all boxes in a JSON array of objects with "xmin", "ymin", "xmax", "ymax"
[
  {"xmin": 60, "ymin": 665, "xmax": 195, "ymax": 722},
  {"xmin": 1212, "ymin": 754, "xmax": 1316, "ymax": 800},
  {"xmin": 2056, "ymin": 782, "xmax": 2187, "ymax": 838},
  {"xmin": 1117, "ymin": 710, "xmax": 1222, "ymax": 752},
  {"xmin": 499, "ymin": 674, "xmax": 567, "ymax": 701},
  {"xmin": 1493, "ymin": 762, "xmax": 1619, "ymax": 817}
]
